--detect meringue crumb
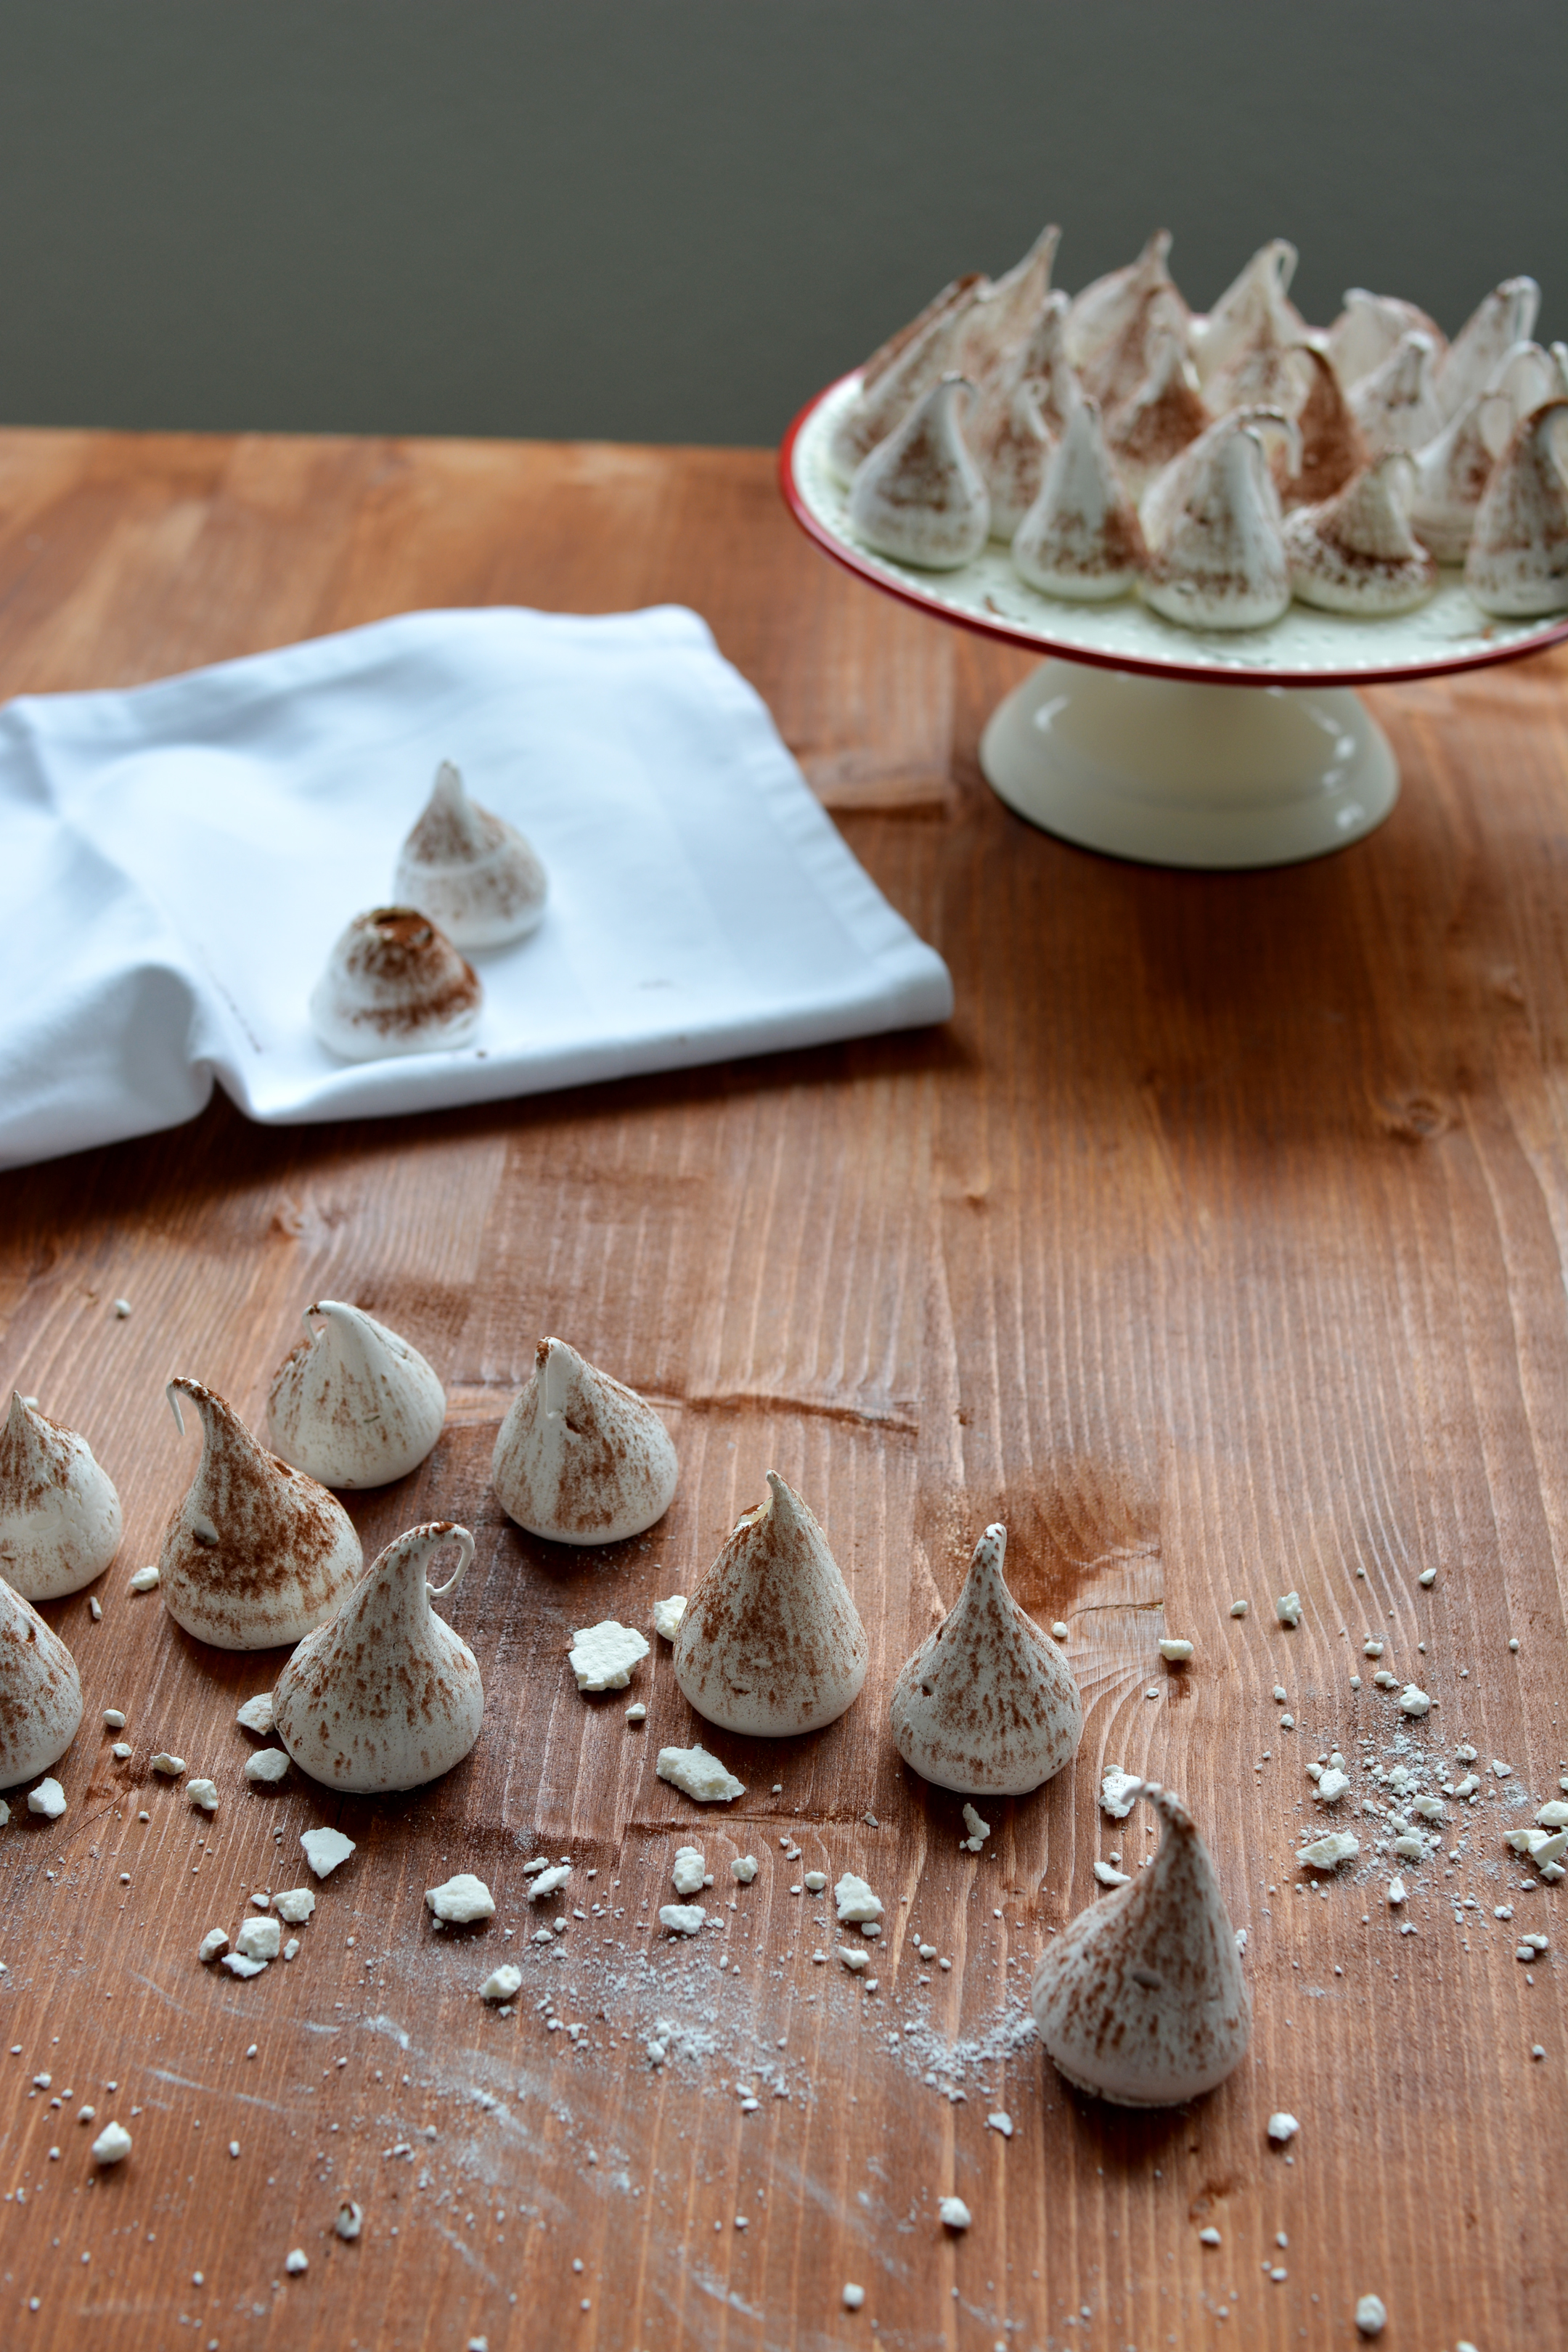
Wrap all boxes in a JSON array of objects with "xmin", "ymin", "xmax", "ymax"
[
  {"xmin": 128, "ymin": 1566, "xmax": 160, "ymax": 1593},
  {"xmin": 1229, "ymin": 1600, "xmax": 1249, "ymax": 1618}
]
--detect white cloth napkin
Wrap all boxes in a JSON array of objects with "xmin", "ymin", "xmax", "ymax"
[{"xmin": 1, "ymin": 605, "xmax": 952, "ymax": 1169}]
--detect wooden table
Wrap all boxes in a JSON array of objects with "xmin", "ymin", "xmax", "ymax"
[{"xmin": 1, "ymin": 426, "xmax": 1565, "ymax": 2352}]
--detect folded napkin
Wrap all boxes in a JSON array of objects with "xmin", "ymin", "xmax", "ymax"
[{"xmin": 1, "ymin": 606, "xmax": 952, "ymax": 1169}]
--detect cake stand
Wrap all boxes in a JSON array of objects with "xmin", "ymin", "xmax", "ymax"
[{"xmin": 781, "ymin": 373, "xmax": 1568, "ymax": 868}]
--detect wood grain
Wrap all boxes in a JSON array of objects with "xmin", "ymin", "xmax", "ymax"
[{"xmin": 1, "ymin": 424, "xmax": 1565, "ymax": 2352}]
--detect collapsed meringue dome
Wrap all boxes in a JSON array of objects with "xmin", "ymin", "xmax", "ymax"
[
  {"xmin": 1032, "ymin": 1780, "xmax": 1251, "ymax": 2107},
  {"xmin": 392, "ymin": 761, "xmax": 547, "ymax": 950},
  {"xmin": 267, "ymin": 1302, "xmax": 446, "ymax": 1490},
  {"xmin": 271, "ymin": 1522, "xmax": 483, "ymax": 1793},
  {"xmin": 309, "ymin": 907, "xmax": 481, "ymax": 1063},
  {"xmin": 0, "ymin": 1574, "xmax": 83, "ymax": 1788},
  {"xmin": 0, "ymin": 1392, "xmax": 122, "ymax": 1601},
  {"xmin": 847, "ymin": 377, "xmax": 990, "ymax": 570},
  {"xmin": 671, "ymin": 1471, "xmax": 867, "ymax": 1737},
  {"xmin": 1466, "ymin": 399, "xmax": 1568, "ymax": 617},
  {"xmin": 889, "ymin": 1523, "xmax": 1082, "ymax": 1796},
  {"xmin": 159, "ymin": 1378, "xmax": 363, "ymax": 1649},
  {"xmin": 1283, "ymin": 454, "xmax": 1437, "ymax": 616},
  {"xmin": 491, "ymin": 1339, "xmax": 678, "ymax": 1545},
  {"xmin": 1142, "ymin": 410, "xmax": 1299, "ymax": 630}
]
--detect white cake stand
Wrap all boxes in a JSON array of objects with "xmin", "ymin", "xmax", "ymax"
[{"xmin": 781, "ymin": 374, "xmax": 1568, "ymax": 868}]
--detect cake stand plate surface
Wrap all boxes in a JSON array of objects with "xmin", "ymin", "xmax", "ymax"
[{"xmin": 782, "ymin": 374, "xmax": 1568, "ymax": 867}]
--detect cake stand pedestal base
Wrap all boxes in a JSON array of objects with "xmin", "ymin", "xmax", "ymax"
[{"xmin": 979, "ymin": 659, "xmax": 1399, "ymax": 869}]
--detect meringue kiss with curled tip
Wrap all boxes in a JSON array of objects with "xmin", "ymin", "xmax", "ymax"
[
  {"xmin": 158, "ymin": 1379, "xmax": 362, "ymax": 1650},
  {"xmin": 392, "ymin": 761, "xmax": 547, "ymax": 950},
  {"xmin": 491, "ymin": 1339, "xmax": 677, "ymax": 1545},
  {"xmin": 1466, "ymin": 399, "xmax": 1568, "ymax": 617},
  {"xmin": 957, "ymin": 221, "xmax": 1062, "ymax": 384},
  {"xmin": 1326, "ymin": 287, "xmax": 1447, "ymax": 393},
  {"xmin": 271, "ymin": 1522, "xmax": 482, "ymax": 1793},
  {"xmin": 267, "ymin": 1302, "xmax": 446, "ymax": 1490},
  {"xmin": 309, "ymin": 907, "xmax": 481, "ymax": 1062},
  {"xmin": 0, "ymin": 1574, "xmax": 83, "ymax": 1788},
  {"xmin": 0, "ymin": 1392, "xmax": 122, "ymax": 1601},
  {"xmin": 1103, "ymin": 331, "xmax": 1210, "ymax": 502},
  {"xmin": 968, "ymin": 293, "xmax": 1077, "ymax": 541},
  {"xmin": 1141, "ymin": 411, "xmax": 1298, "ymax": 632},
  {"xmin": 1434, "ymin": 276, "xmax": 1541, "ymax": 425},
  {"xmin": 848, "ymin": 377, "xmax": 989, "ymax": 571},
  {"xmin": 889, "ymin": 1523, "xmax": 1082, "ymax": 1796},
  {"xmin": 1410, "ymin": 383, "xmax": 1516, "ymax": 563},
  {"xmin": 1065, "ymin": 229, "xmax": 1190, "ymax": 413},
  {"xmin": 671, "ymin": 1471, "xmax": 868, "ymax": 1737},
  {"xmin": 1283, "ymin": 454, "xmax": 1437, "ymax": 616},
  {"xmin": 1189, "ymin": 239, "xmax": 1304, "ymax": 392},
  {"xmin": 1347, "ymin": 332, "xmax": 1445, "ymax": 460},
  {"xmin": 1011, "ymin": 399, "xmax": 1146, "ymax": 601},
  {"xmin": 1273, "ymin": 346, "xmax": 1367, "ymax": 510},
  {"xmin": 1032, "ymin": 1780, "xmax": 1251, "ymax": 2108}
]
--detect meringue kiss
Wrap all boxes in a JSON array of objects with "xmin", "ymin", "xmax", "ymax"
[
  {"xmin": 889, "ymin": 1523, "xmax": 1082, "ymax": 1796},
  {"xmin": 491, "ymin": 1339, "xmax": 677, "ymax": 1545},
  {"xmin": 271, "ymin": 1522, "xmax": 483, "ymax": 1793},
  {"xmin": 1031, "ymin": 1780, "xmax": 1251, "ymax": 2107},
  {"xmin": 1283, "ymin": 454, "xmax": 1437, "ymax": 616},
  {"xmin": 1011, "ymin": 399, "xmax": 1146, "ymax": 600},
  {"xmin": 0, "ymin": 1574, "xmax": 83, "ymax": 1788},
  {"xmin": 267, "ymin": 1302, "xmax": 446, "ymax": 1490},
  {"xmin": 392, "ymin": 761, "xmax": 547, "ymax": 950},
  {"xmin": 1142, "ymin": 411, "xmax": 1297, "ymax": 631},
  {"xmin": 848, "ymin": 377, "xmax": 990, "ymax": 571},
  {"xmin": 671, "ymin": 1471, "xmax": 868, "ymax": 1737},
  {"xmin": 159, "ymin": 1379, "xmax": 363, "ymax": 1649},
  {"xmin": 829, "ymin": 276, "xmax": 983, "ymax": 486},
  {"xmin": 0, "ymin": 1392, "xmax": 122, "ymax": 1600},
  {"xmin": 309, "ymin": 907, "xmax": 481, "ymax": 1062},
  {"xmin": 1466, "ymin": 399, "xmax": 1568, "ymax": 617}
]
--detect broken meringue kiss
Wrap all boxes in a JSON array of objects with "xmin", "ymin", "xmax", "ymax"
[
  {"xmin": 671, "ymin": 1471, "xmax": 868, "ymax": 1736},
  {"xmin": 0, "ymin": 1392, "xmax": 122, "ymax": 1601},
  {"xmin": 392, "ymin": 761, "xmax": 547, "ymax": 950},
  {"xmin": 158, "ymin": 1378, "xmax": 363, "ymax": 1650},
  {"xmin": 309, "ymin": 907, "xmax": 481, "ymax": 1062},
  {"xmin": 491, "ymin": 1338, "xmax": 677, "ymax": 1545},
  {"xmin": 0, "ymin": 1573, "xmax": 83, "ymax": 1788},
  {"xmin": 1031, "ymin": 1780, "xmax": 1251, "ymax": 2107},
  {"xmin": 271, "ymin": 1522, "xmax": 483, "ymax": 1792},
  {"xmin": 889, "ymin": 1522, "xmax": 1082, "ymax": 1795},
  {"xmin": 267, "ymin": 1301, "xmax": 446, "ymax": 1490}
]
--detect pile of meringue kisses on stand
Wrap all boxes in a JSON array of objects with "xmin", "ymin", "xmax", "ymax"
[
  {"xmin": 834, "ymin": 226, "xmax": 1568, "ymax": 625},
  {"xmin": 308, "ymin": 756, "xmax": 550, "ymax": 1063},
  {"xmin": 1, "ymin": 1308, "xmax": 1251, "ymax": 2114}
]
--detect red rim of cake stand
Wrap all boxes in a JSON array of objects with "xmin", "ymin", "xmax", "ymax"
[{"xmin": 778, "ymin": 374, "xmax": 1568, "ymax": 692}]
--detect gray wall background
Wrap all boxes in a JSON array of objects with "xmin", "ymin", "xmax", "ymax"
[{"xmin": 0, "ymin": 1, "xmax": 1560, "ymax": 449}]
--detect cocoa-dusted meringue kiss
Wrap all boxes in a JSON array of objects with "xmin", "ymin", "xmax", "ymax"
[
  {"xmin": 968, "ymin": 293, "xmax": 1078, "ymax": 540},
  {"xmin": 671, "ymin": 1471, "xmax": 867, "ymax": 1737},
  {"xmin": 267, "ymin": 1302, "xmax": 446, "ymax": 1490},
  {"xmin": 1141, "ymin": 410, "xmax": 1299, "ymax": 630},
  {"xmin": 1465, "ymin": 399, "xmax": 1568, "ymax": 617},
  {"xmin": 491, "ymin": 1338, "xmax": 677, "ymax": 1545},
  {"xmin": 271, "ymin": 1522, "xmax": 482, "ymax": 1792},
  {"xmin": 847, "ymin": 377, "xmax": 990, "ymax": 571},
  {"xmin": 0, "ymin": 1573, "xmax": 83, "ymax": 1788},
  {"xmin": 1103, "ymin": 330, "xmax": 1209, "ymax": 502},
  {"xmin": 1347, "ymin": 331, "xmax": 1445, "ymax": 459},
  {"xmin": 1434, "ymin": 276, "xmax": 1541, "ymax": 425},
  {"xmin": 1011, "ymin": 399, "xmax": 1146, "ymax": 600},
  {"xmin": 1283, "ymin": 454, "xmax": 1437, "ymax": 616},
  {"xmin": 889, "ymin": 1522, "xmax": 1082, "ymax": 1795},
  {"xmin": 1325, "ymin": 287, "xmax": 1447, "ymax": 393},
  {"xmin": 1032, "ymin": 1780, "xmax": 1251, "ymax": 2107},
  {"xmin": 309, "ymin": 907, "xmax": 481, "ymax": 1062},
  {"xmin": 392, "ymin": 761, "xmax": 547, "ymax": 950},
  {"xmin": 0, "ymin": 1392, "xmax": 122, "ymax": 1601},
  {"xmin": 1190, "ymin": 240, "xmax": 1305, "ymax": 393},
  {"xmin": 158, "ymin": 1378, "xmax": 363, "ymax": 1649},
  {"xmin": 958, "ymin": 221, "xmax": 1062, "ymax": 385},
  {"xmin": 828, "ymin": 276, "xmax": 984, "ymax": 486},
  {"xmin": 1408, "ymin": 382, "xmax": 1516, "ymax": 564},
  {"xmin": 1273, "ymin": 346, "xmax": 1367, "ymax": 510},
  {"xmin": 1065, "ymin": 229, "xmax": 1190, "ymax": 415}
]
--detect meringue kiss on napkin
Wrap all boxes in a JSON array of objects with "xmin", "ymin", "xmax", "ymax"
[{"xmin": 0, "ymin": 606, "xmax": 952, "ymax": 1168}]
